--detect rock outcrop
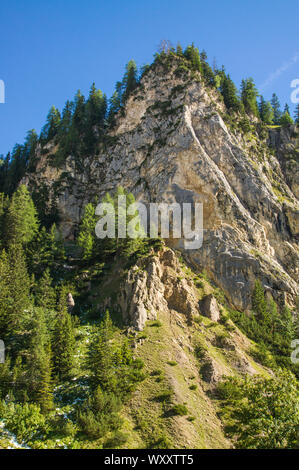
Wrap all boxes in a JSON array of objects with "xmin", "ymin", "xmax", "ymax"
[
  {"xmin": 24, "ymin": 56, "xmax": 299, "ymax": 311},
  {"xmin": 199, "ymin": 294, "xmax": 220, "ymax": 322},
  {"xmin": 118, "ymin": 248, "xmax": 200, "ymax": 330}
]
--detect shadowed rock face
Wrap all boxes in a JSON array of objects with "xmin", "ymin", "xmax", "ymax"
[{"xmin": 24, "ymin": 58, "xmax": 299, "ymax": 311}]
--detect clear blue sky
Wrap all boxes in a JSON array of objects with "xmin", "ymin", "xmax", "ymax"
[{"xmin": 0, "ymin": 0, "xmax": 298, "ymax": 156}]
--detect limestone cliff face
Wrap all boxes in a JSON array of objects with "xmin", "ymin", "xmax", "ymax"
[{"xmin": 25, "ymin": 57, "xmax": 299, "ymax": 311}]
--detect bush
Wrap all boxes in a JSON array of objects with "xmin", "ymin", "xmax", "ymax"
[
  {"xmin": 167, "ymin": 360, "xmax": 177, "ymax": 366},
  {"xmin": 151, "ymin": 369, "xmax": 163, "ymax": 376},
  {"xmin": 170, "ymin": 404, "xmax": 188, "ymax": 416},
  {"xmin": 189, "ymin": 384, "xmax": 197, "ymax": 391},
  {"xmin": 187, "ymin": 416, "xmax": 196, "ymax": 422},
  {"xmin": 103, "ymin": 431, "xmax": 128, "ymax": 449},
  {"xmin": 150, "ymin": 434, "xmax": 172, "ymax": 449},
  {"xmin": 3, "ymin": 403, "xmax": 47, "ymax": 443},
  {"xmin": 150, "ymin": 320, "xmax": 162, "ymax": 327}
]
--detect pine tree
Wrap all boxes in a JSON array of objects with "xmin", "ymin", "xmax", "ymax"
[
  {"xmin": 40, "ymin": 106, "xmax": 61, "ymax": 142},
  {"xmin": 294, "ymin": 103, "xmax": 299, "ymax": 124},
  {"xmin": 26, "ymin": 308, "xmax": 53, "ymax": 412},
  {"xmin": 122, "ymin": 60, "xmax": 138, "ymax": 102},
  {"xmin": 77, "ymin": 202, "xmax": 97, "ymax": 259},
  {"xmin": 271, "ymin": 93, "xmax": 282, "ymax": 124},
  {"xmin": 52, "ymin": 289, "xmax": 76, "ymax": 381},
  {"xmin": 252, "ymin": 280, "xmax": 269, "ymax": 324},
  {"xmin": 5, "ymin": 184, "xmax": 39, "ymax": 246},
  {"xmin": 220, "ymin": 74, "xmax": 242, "ymax": 112},
  {"xmin": 258, "ymin": 96, "xmax": 274, "ymax": 124},
  {"xmin": 0, "ymin": 244, "xmax": 31, "ymax": 338},
  {"xmin": 279, "ymin": 110, "xmax": 294, "ymax": 126},
  {"xmin": 240, "ymin": 78, "xmax": 259, "ymax": 116},
  {"xmin": 35, "ymin": 268, "xmax": 56, "ymax": 310},
  {"xmin": 200, "ymin": 50, "xmax": 214, "ymax": 86},
  {"xmin": 87, "ymin": 310, "xmax": 117, "ymax": 390},
  {"xmin": 184, "ymin": 44, "xmax": 201, "ymax": 72},
  {"xmin": 176, "ymin": 42, "xmax": 183, "ymax": 57}
]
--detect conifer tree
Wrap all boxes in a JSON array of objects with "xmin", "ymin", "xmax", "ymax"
[
  {"xmin": 176, "ymin": 42, "xmax": 183, "ymax": 57},
  {"xmin": 220, "ymin": 74, "xmax": 242, "ymax": 112},
  {"xmin": 122, "ymin": 60, "xmax": 138, "ymax": 102},
  {"xmin": 184, "ymin": 44, "xmax": 201, "ymax": 72},
  {"xmin": 240, "ymin": 78, "xmax": 259, "ymax": 116},
  {"xmin": 5, "ymin": 184, "xmax": 39, "ymax": 246},
  {"xmin": 279, "ymin": 110, "xmax": 294, "ymax": 126},
  {"xmin": 0, "ymin": 244, "xmax": 31, "ymax": 338},
  {"xmin": 26, "ymin": 308, "xmax": 53, "ymax": 412},
  {"xmin": 87, "ymin": 310, "xmax": 116, "ymax": 390},
  {"xmin": 271, "ymin": 93, "xmax": 282, "ymax": 124},
  {"xmin": 77, "ymin": 202, "xmax": 97, "ymax": 259},
  {"xmin": 252, "ymin": 280, "xmax": 269, "ymax": 325},
  {"xmin": 294, "ymin": 103, "xmax": 299, "ymax": 124},
  {"xmin": 258, "ymin": 96, "xmax": 274, "ymax": 124},
  {"xmin": 40, "ymin": 106, "xmax": 61, "ymax": 142},
  {"xmin": 200, "ymin": 50, "xmax": 214, "ymax": 85},
  {"xmin": 35, "ymin": 268, "xmax": 56, "ymax": 310},
  {"xmin": 52, "ymin": 289, "xmax": 76, "ymax": 381}
]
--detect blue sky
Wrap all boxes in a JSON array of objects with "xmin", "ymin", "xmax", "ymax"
[{"xmin": 0, "ymin": 0, "xmax": 298, "ymax": 156}]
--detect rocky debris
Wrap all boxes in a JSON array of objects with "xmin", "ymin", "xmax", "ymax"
[
  {"xmin": 199, "ymin": 295, "xmax": 220, "ymax": 322},
  {"xmin": 67, "ymin": 293, "xmax": 75, "ymax": 313},
  {"xmin": 200, "ymin": 358, "xmax": 224, "ymax": 384}
]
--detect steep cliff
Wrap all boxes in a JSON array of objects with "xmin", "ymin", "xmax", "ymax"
[{"xmin": 23, "ymin": 54, "xmax": 298, "ymax": 313}]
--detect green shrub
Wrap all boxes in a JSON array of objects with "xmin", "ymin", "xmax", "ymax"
[
  {"xmin": 150, "ymin": 320, "xmax": 162, "ymax": 327},
  {"xmin": 103, "ymin": 431, "xmax": 128, "ymax": 449},
  {"xmin": 170, "ymin": 404, "xmax": 188, "ymax": 416},
  {"xmin": 151, "ymin": 369, "xmax": 163, "ymax": 376},
  {"xmin": 167, "ymin": 360, "xmax": 177, "ymax": 366},
  {"xmin": 3, "ymin": 403, "xmax": 47, "ymax": 443},
  {"xmin": 189, "ymin": 384, "xmax": 197, "ymax": 391}
]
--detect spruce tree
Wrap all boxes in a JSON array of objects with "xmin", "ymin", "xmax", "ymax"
[
  {"xmin": 294, "ymin": 103, "xmax": 299, "ymax": 124},
  {"xmin": 220, "ymin": 74, "xmax": 242, "ymax": 112},
  {"xmin": 271, "ymin": 93, "xmax": 282, "ymax": 124},
  {"xmin": 40, "ymin": 106, "xmax": 61, "ymax": 142},
  {"xmin": 252, "ymin": 280, "xmax": 269, "ymax": 324},
  {"xmin": 35, "ymin": 268, "xmax": 56, "ymax": 310},
  {"xmin": 26, "ymin": 308, "xmax": 53, "ymax": 412},
  {"xmin": 279, "ymin": 110, "xmax": 294, "ymax": 126},
  {"xmin": 87, "ymin": 310, "xmax": 117, "ymax": 390},
  {"xmin": 184, "ymin": 44, "xmax": 201, "ymax": 72},
  {"xmin": 0, "ymin": 244, "xmax": 31, "ymax": 338},
  {"xmin": 258, "ymin": 96, "xmax": 274, "ymax": 124},
  {"xmin": 240, "ymin": 78, "xmax": 259, "ymax": 116},
  {"xmin": 5, "ymin": 184, "xmax": 39, "ymax": 246},
  {"xmin": 200, "ymin": 50, "xmax": 214, "ymax": 85},
  {"xmin": 52, "ymin": 289, "xmax": 76, "ymax": 381},
  {"xmin": 77, "ymin": 202, "xmax": 97, "ymax": 259},
  {"xmin": 122, "ymin": 60, "xmax": 138, "ymax": 102}
]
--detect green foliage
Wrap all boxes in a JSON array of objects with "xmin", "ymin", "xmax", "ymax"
[
  {"xmin": 5, "ymin": 184, "xmax": 39, "ymax": 246},
  {"xmin": 170, "ymin": 404, "xmax": 188, "ymax": 416},
  {"xmin": 271, "ymin": 93, "xmax": 282, "ymax": 124},
  {"xmin": 229, "ymin": 281, "xmax": 297, "ymax": 374},
  {"xmin": 259, "ymin": 96, "xmax": 274, "ymax": 124},
  {"xmin": 218, "ymin": 370, "xmax": 299, "ymax": 449},
  {"xmin": 2, "ymin": 402, "xmax": 47, "ymax": 443},
  {"xmin": 52, "ymin": 302, "xmax": 76, "ymax": 381},
  {"xmin": 240, "ymin": 78, "xmax": 259, "ymax": 116},
  {"xmin": 77, "ymin": 202, "xmax": 97, "ymax": 259},
  {"xmin": 279, "ymin": 111, "xmax": 294, "ymax": 126},
  {"xmin": 220, "ymin": 72, "xmax": 242, "ymax": 112}
]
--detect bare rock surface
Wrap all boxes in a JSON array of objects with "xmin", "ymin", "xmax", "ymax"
[{"xmin": 23, "ymin": 58, "xmax": 299, "ymax": 310}]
